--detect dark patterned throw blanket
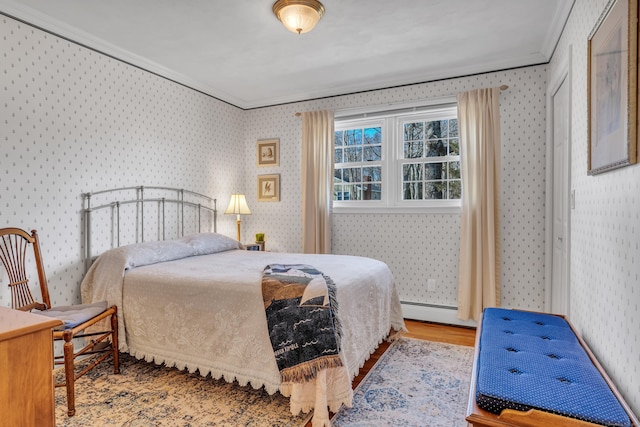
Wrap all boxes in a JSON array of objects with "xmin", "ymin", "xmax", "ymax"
[{"xmin": 262, "ymin": 264, "xmax": 343, "ymax": 383}]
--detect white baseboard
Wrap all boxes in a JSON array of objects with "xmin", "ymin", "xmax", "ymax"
[{"xmin": 401, "ymin": 302, "xmax": 477, "ymax": 328}]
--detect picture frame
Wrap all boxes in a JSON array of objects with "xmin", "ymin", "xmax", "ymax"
[
  {"xmin": 257, "ymin": 138, "xmax": 279, "ymax": 167},
  {"xmin": 587, "ymin": 0, "xmax": 638, "ymax": 175},
  {"xmin": 258, "ymin": 174, "xmax": 280, "ymax": 202}
]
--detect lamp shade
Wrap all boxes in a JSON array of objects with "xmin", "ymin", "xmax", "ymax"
[
  {"xmin": 224, "ymin": 194, "xmax": 251, "ymax": 215},
  {"xmin": 273, "ymin": 0, "xmax": 325, "ymax": 34}
]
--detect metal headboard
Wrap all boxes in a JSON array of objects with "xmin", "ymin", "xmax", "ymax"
[{"xmin": 82, "ymin": 186, "xmax": 217, "ymax": 271}]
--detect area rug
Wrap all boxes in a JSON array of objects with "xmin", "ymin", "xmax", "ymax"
[
  {"xmin": 55, "ymin": 354, "xmax": 312, "ymax": 426},
  {"xmin": 331, "ymin": 338, "xmax": 474, "ymax": 427}
]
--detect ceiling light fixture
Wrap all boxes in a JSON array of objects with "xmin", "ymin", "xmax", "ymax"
[{"xmin": 272, "ymin": 0, "xmax": 325, "ymax": 35}]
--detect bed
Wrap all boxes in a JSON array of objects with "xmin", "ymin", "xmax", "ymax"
[{"xmin": 80, "ymin": 187, "xmax": 406, "ymax": 426}]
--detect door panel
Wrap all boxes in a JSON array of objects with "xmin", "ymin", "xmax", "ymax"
[{"xmin": 550, "ymin": 75, "xmax": 570, "ymax": 316}]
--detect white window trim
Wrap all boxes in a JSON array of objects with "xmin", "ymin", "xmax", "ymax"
[
  {"xmin": 333, "ymin": 98, "xmax": 461, "ymax": 214},
  {"xmin": 334, "ymin": 96, "xmax": 457, "ymax": 120}
]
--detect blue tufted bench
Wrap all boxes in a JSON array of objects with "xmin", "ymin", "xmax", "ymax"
[{"xmin": 466, "ymin": 308, "xmax": 639, "ymax": 427}]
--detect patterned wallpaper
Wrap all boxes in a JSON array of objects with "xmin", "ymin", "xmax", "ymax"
[
  {"xmin": 549, "ymin": 0, "xmax": 639, "ymax": 414},
  {"xmin": 0, "ymin": 15, "xmax": 245, "ymax": 305},
  {"xmin": 2, "ymin": 12, "xmax": 548, "ymax": 314},
  {"xmin": 243, "ymin": 66, "xmax": 548, "ymax": 310},
  {"xmin": 4, "ymin": 3, "xmax": 636, "ymax": 417}
]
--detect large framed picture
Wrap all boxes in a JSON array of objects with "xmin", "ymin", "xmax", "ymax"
[
  {"xmin": 258, "ymin": 174, "xmax": 280, "ymax": 202},
  {"xmin": 587, "ymin": 0, "xmax": 638, "ymax": 175},
  {"xmin": 257, "ymin": 139, "xmax": 279, "ymax": 167}
]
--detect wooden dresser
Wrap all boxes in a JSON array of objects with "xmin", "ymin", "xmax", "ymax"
[{"xmin": 0, "ymin": 306, "xmax": 62, "ymax": 427}]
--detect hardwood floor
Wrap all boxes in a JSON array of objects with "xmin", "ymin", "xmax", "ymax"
[
  {"xmin": 403, "ymin": 319, "xmax": 477, "ymax": 347},
  {"xmin": 304, "ymin": 320, "xmax": 477, "ymax": 426}
]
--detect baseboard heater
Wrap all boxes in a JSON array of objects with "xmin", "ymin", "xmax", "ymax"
[{"xmin": 401, "ymin": 301, "xmax": 477, "ymax": 328}]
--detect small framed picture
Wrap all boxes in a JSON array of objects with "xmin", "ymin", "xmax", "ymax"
[
  {"xmin": 587, "ymin": 0, "xmax": 638, "ymax": 174},
  {"xmin": 257, "ymin": 139, "xmax": 279, "ymax": 167},
  {"xmin": 258, "ymin": 174, "xmax": 280, "ymax": 202}
]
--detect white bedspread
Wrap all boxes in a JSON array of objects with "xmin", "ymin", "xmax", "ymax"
[{"xmin": 81, "ymin": 233, "xmax": 405, "ymax": 426}]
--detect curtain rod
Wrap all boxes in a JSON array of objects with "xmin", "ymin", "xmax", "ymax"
[{"xmin": 294, "ymin": 85, "xmax": 509, "ymax": 117}]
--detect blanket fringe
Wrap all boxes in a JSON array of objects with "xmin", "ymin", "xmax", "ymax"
[
  {"xmin": 280, "ymin": 355, "xmax": 344, "ymax": 384},
  {"xmin": 324, "ymin": 274, "xmax": 343, "ymax": 351}
]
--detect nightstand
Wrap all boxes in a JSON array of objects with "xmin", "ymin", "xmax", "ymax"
[{"xmin": 0, "ymin": 307, "xmax": 62, "ymax": 427}]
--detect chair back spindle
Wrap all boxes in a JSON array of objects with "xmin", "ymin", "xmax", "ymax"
[{"xmin": 0, "ymin": 228, "xmax": 49, "ymax": 311}]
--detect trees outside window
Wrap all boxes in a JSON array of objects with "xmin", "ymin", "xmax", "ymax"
[
  {"xmin": 401, "ymin": 117, "xmax": 460, "ymax": 201},
  {"xmin": 334, "ymin": 103, "xmax": 459, "ymax": 211}
]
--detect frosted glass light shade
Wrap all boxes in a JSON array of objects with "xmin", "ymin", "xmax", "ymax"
[
  {"xmin": 224, "ymin": 194, "xmax": 251, "ymax": 215},
  {"xmin": 273, "ymin": 0, "xmax": 325, "ymax": 34}
]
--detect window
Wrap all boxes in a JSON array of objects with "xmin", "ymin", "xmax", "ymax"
[
  {"xmin": 333, "ymin": 102, "xmax": 459, "ymax": 212},
  {"xmin": 334, "ymin": 123, "xmax": 383, "ymax": 201},
  {"xmin": 400, "ymin": 117, "xmax": 460, "ymax": 201}
]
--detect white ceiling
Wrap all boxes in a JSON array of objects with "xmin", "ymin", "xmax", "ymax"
[{"xmin": 0, "ymin": 0, "xmax": 574, "ymax": 109}]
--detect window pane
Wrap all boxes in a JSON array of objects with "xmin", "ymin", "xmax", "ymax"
[
  {"xmin": 449, "ymin": 138, "xmax": 459, "ymax": 156},
  {"xmin": 362, "ymin": 178, "xmax": 376, "ymax": 200},
  {"xmin": 344, "ymin": 129, "xmax": 362, "ymax": 146},
  {"xmin": 334, "ymin": 123, "xmax": 384, "ymax": 203},
  {"xmin": 369, "ymin": 184, "xmax": 382, "ymax": 200},
  {"xmin": 344, "ymin": 167, "xmax": 361, "ymax": 182},
  {"xmin": 426, "ymin": 139, "xmax": 446, "ymax": 157},
  {"xmin": 448, "ymin": 161, "xmax": 460, "ymax": 179},
  {"xmin": 364, "ymin": 127, "xmax": 381, "ymax": 144},
  {"xmin": 404, "ymin": 122, "xmax": 423, "ymax": 141},
  {"xmin": 404, "ymin": 141, "xmax": 423, "ymax": 158},
  {"xmin": 425, "ymin": 162, "xmax": 446, "ymax": 180},
  {"xmin": 449, "ymin": 119, "xmax": 459, "ymax": 137},
  {"xmin": 363, "ymin": 145, "xmax": 381, "ymax": 161},
  {"xmin": 440, "ymin": 120, "xmax": 449, "ymax": 138},
  {"xmin": 425, "ymin": 120, "xmax": 445, "ymax": 139},
  {"xmin": 344, "ymin": 147, "xmax": 362, "ymax": 162},
  {"xmin": 449, "ymin": 180, "xmax": 462, "ymax": 199},
  {"xmin": 403, "ymin": 182, "xmax": 422, "ymax": 200},
  {"xmin": 363, "ymin": 166, "xmax": 382, "ymax": 181},
  {"xmin": 345, "ymin": 184, "xmax": 362, "ymax": 200},
  {"xmin": 424, "ymin": 182, "xmax": 446, "ymax": 199},
  {"xmin": 403, "ymin": 163, "xmax": 423, "ymax": 181}
]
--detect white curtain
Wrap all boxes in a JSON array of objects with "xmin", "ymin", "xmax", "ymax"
[
  {"xmin": 301, "ymin": 110, "xmax": 334, "ymax": 254},
  {"xmin": 457, "ymin": 87, "xmax": 502, "ymax": 321}
]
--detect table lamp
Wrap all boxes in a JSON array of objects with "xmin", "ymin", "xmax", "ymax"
[{"xmin": 224, "ymin": 194, "xmax": 251, "ymax": 242}]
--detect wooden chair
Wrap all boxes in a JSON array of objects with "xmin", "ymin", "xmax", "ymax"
[{"xmin": 0, "ymin": 227, "xmax": 119, "ymax": 417}]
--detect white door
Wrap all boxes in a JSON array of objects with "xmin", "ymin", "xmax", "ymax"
[{"xmin": 550, "ymin": 75, "xmax": 570, "ymax": 316}]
